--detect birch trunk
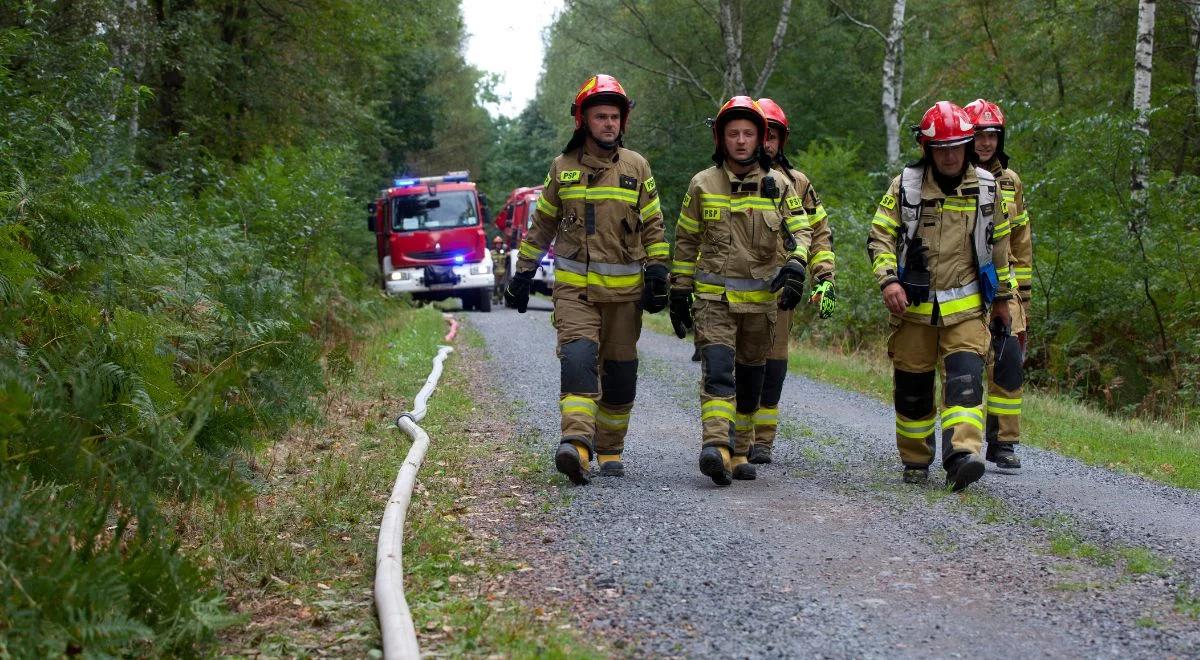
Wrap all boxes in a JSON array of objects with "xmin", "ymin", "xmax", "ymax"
[
  {"xmin": 882, "ymin": 0, "xmax": 906, "ymax": 169},
  {"xmin": 719, "ymin": 0, "xmax": 745, "ymax": 97},
  {"xmin": 1188, "ymin": 1, "xmax": 1200, "ymax": 120},
  {"xmin": 1131, "ymin": 0, "xmax": 1155, "ymax": 229}
]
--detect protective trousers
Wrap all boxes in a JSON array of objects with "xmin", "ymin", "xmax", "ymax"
[
  {"xmin": 888, "ymin": 316, "xmax": 989, "ymax": 469},
  {"xmin": 754, "ymin": 307, "xmax": 792, "ymax": 449},
  {"xmin": 986, "ymin": 299, "xmax": 1026, "ymax": 445},
  {"xmin": 694, "ymin": 298, "xmax": 775, "ymax": 456},
  {"xmin": 553, "ymin": 296, "xmax": 641, "ymax": 457}
]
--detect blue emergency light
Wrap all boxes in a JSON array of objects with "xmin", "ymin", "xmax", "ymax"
[
  {"xmin": 393, "ymin": 177, "xmax": 418, "ymax": 187},
  {"xmin": 454, "ymin": 255, "xmax": 465, "ymax": 264}
]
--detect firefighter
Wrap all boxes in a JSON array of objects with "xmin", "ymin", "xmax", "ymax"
[
  {"xmin": 965, "ymin": 98, "xmax": 1031, "ymax": 472},
  {"xmin": 867, "ymin": 101, "xmax": 1012, "ymax": 491},
  {"xmin": 669, "ymin": 96, "xmax": 812, "ymax": 486},
  {"xmin": 748, "ymin": 98, "xmax": 838, "ymax": 465},
  {"xmin": 491, "ymin": 235, "xmax": 509, "ymax": 305},
  {"xmin": 504, "ymin": 74, "xmax": 669, "ymax": 485}
]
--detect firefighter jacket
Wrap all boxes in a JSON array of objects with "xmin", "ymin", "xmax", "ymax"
[
  {"xmin": 990, "ymin": 162, "xmax": 1033, "ymax": 306},
  {"xmin": 516, "ymin": 147, "xmax": 668, "ymax": 303},
  {"xmin": 670, "ymin": 163, "xmax": 812, "ymax": 314},
  {"xmin": 780, "ymin": 168, "xmax": 835, "ymax": 283},
  {"xmin": 868, "ymin": 164, "xmax": 1012, "ymax": 326}
]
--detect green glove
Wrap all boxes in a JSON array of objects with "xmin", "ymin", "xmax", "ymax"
[{"xmin": 810, "ymin": 280, "xmax": 837, "ymax": 319}]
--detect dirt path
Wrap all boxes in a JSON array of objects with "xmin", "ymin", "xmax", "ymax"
[{"xmin": 469, "ymin": 300, "xmax": 1200, "ymax": 658}]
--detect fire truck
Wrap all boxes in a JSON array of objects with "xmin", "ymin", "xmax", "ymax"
[
  {"xmin": 494, "ymin": 185, "xmax": 554, "ymax": 296},
  {"xmin": 368, "ymin": 171, "xmax": 495, "ymax": 311}
]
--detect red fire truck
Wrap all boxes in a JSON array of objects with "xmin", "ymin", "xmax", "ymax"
[
  {"xmin": 368, "ymin": 171, "xmax": 495, "ymax": 311},
  {"xmin": 494, "ymin": 185, "xmax": 554, "ymax": 296}
]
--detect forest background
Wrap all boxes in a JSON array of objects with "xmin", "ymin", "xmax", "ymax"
[{"xmin": 1, "ymin": 0, "xmax": 1197, "ymax": 653}]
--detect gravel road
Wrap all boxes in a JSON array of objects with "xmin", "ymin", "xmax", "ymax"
[{"xmin": 468, "ymin": 298, "xmax": 1200, "ymax": 658}]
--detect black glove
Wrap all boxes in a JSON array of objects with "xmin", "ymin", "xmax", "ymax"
[
  {"xmin": 504, "ymin": 270, "xmax": 534, "ymax": 313},
  {"xmin": 642, "ymin": 264, "xmax": 669, "ymax": 314},
  {"xmin": 669, "ymin": 288, "xmax": 693, "ymax": 338},
  {"xmin": 770, "ymin": 260, "xmax": 806, "ymax": 311}
]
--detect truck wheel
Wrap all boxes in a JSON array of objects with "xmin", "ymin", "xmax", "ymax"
[{"xmin": 476, "ymin": 288, "xmax": 492, "ymax": 312}]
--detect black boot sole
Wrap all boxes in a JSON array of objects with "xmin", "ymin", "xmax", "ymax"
[
  {"xmin": 732, "ymin": 464, "xmax": 757, "ymax": 480},
  {"xmin": 555, "ymin": 445, "xmax": 590, "ymax": 485},
  {"xmin": 699, "ymin": 451, "xmax": 732, "ymax": 486},
  {"xmin": 599, "ymin": 462, "xmax": 624, "ymax": 477},
  {"xmin": 947, "ymin": 458, "xmax": 986, "ymax": 492},
  {"xmin": 748, "ymin": 451, "xmax": 772, "ymax": 465}
]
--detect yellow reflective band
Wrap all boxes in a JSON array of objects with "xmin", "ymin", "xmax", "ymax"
[
  {"xmin": 811, "ymin": 205, "xmax": 829, "ymax": 223},
  {"xmin": 596, "ymin": 409, "xmax": 631, "ymax": 429},
  {"xmin": 1014, "ymin": 267, "xmax": 1033, "ymax": 281},
  {"xmin": 940, "ymin": 293, "xmax": 983, "ymax": 316},
  {"xmin": 1013, "ymin": 211, "xmax": 1030, "ymax": 227},
  {"xmin": 1001, "ymin": 191, "xmax": 1017, "ymax": 202},
  {"xmin": 993, "ymin": 220, "xmax": 1011, "ymax": 240},
  {"xmin": 873, "ymin": 212, "xmax": 900, "ymax": 235},
  {"xmin": 810, "ymin": 250, "xmax": 835, "ymax": 266},
  {"xmin": 873, "ymin": 253, "xmax": 898, "ymax": 271},
  {"xmin": 700, "ymin": 193, "xmax": 731, "ymax": 203},
  {"xmin": 789, "ymin": 246, "xmax": 809, "ymax": 262},
  {"xmin": 677, "ymin": 212, "xmax": 700, "ymax": 233},
  {"xmin": 943, "ymin": 197, "xmax": 977, "ymax": 213},
  {"xmin": 646, "ymin": 241, "xmax": 670, "ymax": 258},
  {"xmin": 729, "ymin": 197, "xmax": 778, "ymax": 212},
  {"xmin": 695, "ymin": 281, "xmax": 725, "ymax": 296},
  {"xmin": 672, "ymin": 260, "xmax": 696, "ymax": 275},
  {"xmin": 559, "ymin": 169, "xmax": 582, "ymax": 184},
  {"xmin": 519, "ymin": 241, "xmax": 544, "ymax": 260},
  {"xmin": 997, "ymin": 266, "xmax": 1011, "ymax": 279},
  {"xmin": 536, "ymin": 194, "xmax": 558, "ymax": 216},
  {"xmin": 896, "ymin": 415, "xmax": 935, "ymax": 439},
  {"xmin": 640, "ymin": 196, "xmax": 662, "ymax": 220},
  {"xmin": 785, "ymin": 215, "xmax": 806, "ymax": 233},
  {"xmin": 560, "ymin": 395, "xmax": 597, "ymax": 417},
  {"xmin": 726, "ymin": 289, "xmax": 775, "ymax": 304},
  {"xmin": 735, "ymin": 412, "xmax": 754, "ymax": 431},
  {"xmin": 556, "ymin": 269, "xmax": 643, "ymax": 289},
  {"xmin": 986, "ymin": 395, "xmax": 1022, "ymax": 415},
  {"xmin": 941, "ymin": 406, "xmax": 984, "ymax": 430},
  {"xmin": 753, "ymin": 408, "xmax": 779, "ymax": 426},
  {"xmin": 701, "ymin": 399, "xmax": 735, "ymax": 421},
  {"xmin": 557, "ymin": 186, "xmax": 639, "ymax": 204}
]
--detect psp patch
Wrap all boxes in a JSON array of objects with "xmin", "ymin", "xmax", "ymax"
[
  {"xmin": 879, "ymin": 193, "xmax": 897, "ymax": 210},
  {"xmin": 785, "ymin": 195, "xmax": 802, "ymax": 211},
  {"xmin": 559, "ymin": 169, "xmax": 582, "ymax": 184},
  {"xmin": 702, "ymin": 208, "xmax": 722, "ymax": 220}
]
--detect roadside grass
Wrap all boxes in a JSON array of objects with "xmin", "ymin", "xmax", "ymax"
[{"xmin": 180, "ymin": 306, "xmax": 596, "ymax": 656}]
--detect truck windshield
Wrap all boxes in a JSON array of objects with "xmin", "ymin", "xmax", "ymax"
[{"xmin": 392, "ymin": 191, "xmax": 478, "ymax": 232}]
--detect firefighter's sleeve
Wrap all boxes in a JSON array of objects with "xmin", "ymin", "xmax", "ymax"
[
  {"xmin": 516, "ymin": 167, "xmax": 562, "ymax": 274},
  {"xmin": 637, "ymin": 167, "xmax": 668, "ymax": 266},
  {"xmin": 803, "ymin": 182, "xmax": 835, "ymax": 282},
  {"xmin": 781, "ymin": 180, "xmax": 812, "ymax": 265},
  {"xmin": 867, "ymin": 177, "xmax": 903, "ymax": 290},
  {"xmin": 1008, "ymin": 172, "xmax": 1033, "ymax": 304},
  {"xmin": 670, "ymin": 179, "xmax": 703, "ymax": 290}
]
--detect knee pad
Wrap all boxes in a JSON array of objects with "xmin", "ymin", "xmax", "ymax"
[
  {"xmin": 600, "ymin": 359, "xmax": 638, "ymax": 406},
  {"xmin": 701, "ymin": 344, "xmax": 735, "ymax": 397},
  {"xmin": 944, "ymin": 352, "xmax": 984, "ymax": 407},
  {"xmin": 894, "ymin": 369, "xmax": 935, "ymax": 419},
  {"xmin": 760, "ymin": 359, "xmax": 788, "ymax": 408},
  {"xmin": 735, "ymin": 362, "xmax": 766, "ymax": 413},
  {"xmin": 560, "ymin": 339, "xmax": 599, "ymax": 394},
  {"xmin": 992, "ymin": 336, "xmax": 1023, "ymax": 391}
]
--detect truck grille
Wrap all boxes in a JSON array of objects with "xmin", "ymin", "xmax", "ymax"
[{"xmin": 406, "ymin": 251, "xmax": 455, "ymax": 261}]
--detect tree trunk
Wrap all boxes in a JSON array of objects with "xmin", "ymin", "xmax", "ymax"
[
  {"xmin": 1188, "ymin": 1, "xmax": 1200, "ymax": 120},
  {"xmin": 1130, "ymin": 0, "xmax": 1155, "ymax": 230},
  {"xmin": 882, "ymin": 0, "xmax": 906, "ymax": 169},
  {"xmin": 750, "ymin": 0, "xmax": 793, "ymax": 98},
  {"xmin": 719, "ymin": 0, "xmax": 745, "ymax": 98}
]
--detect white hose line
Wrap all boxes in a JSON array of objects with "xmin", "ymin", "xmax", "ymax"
[{"xmin": 376, "ymin": 343, "xmax": 454, "ymax": 660}]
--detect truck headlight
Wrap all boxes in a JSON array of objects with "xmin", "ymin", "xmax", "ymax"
[
  {"xmin": 389, "ymin": 271, "xmax": 410, "ymax": 281},
  {"xmin": 470, "ymin": 263, "xmax": 492, "ymax": 275}
]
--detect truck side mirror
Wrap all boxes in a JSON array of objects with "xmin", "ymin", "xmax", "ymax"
[
  {"xmin": 366, "ymin": 202, "xmax": 377, "ymax": 213},
  {"xmin": 367, "ymin": 215, "xmax": 376, "ymax": 232}
]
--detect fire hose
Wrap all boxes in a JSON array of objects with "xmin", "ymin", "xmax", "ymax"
[{"xmin": 375, "ymin": 314, "xmax": 459, "ymax": 659}]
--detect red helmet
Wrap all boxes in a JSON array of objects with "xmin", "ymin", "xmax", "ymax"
[
  {"xmin": 963, "ymin": 98, "xmax": 1005, "ymax": 132},
  {"xmin": 571, "ymin": 74, "xmax": 631, "ymax": 131},
  {"xmin": 712, "ymin": 96, "xmax": 768, "ymax": 146},
  {"xmin": 757, "ymin": 97, "xmax": 789, "ymax": 146},
  {"xmin": 916, "ymin": 101, "xmax": 974, "ymax": 147}
]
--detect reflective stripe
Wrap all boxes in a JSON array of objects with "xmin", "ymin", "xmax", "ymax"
[
  {"xmin": 558, "ymin": 185, "xmax": 639, "ymax": 204},
  {"xmin": 986, "ymin": 395, "xmax": 1022, "ymax": 416},
  {"xmin": 735, "ymin": 412, "xmax": 754, "ymax": 432},
  {"xmin": 640, "ymin": 196, "xmax": 662, "ymax": 220},
  {"xmin": 1001, "ymin": 190, "xmax": 1017, "ymax": 201},
  {"xmin": 1012, "ymin": 210, "xmax": 1030, "ymax": 227},
  {"xmin": 790, "ymin": 245, "xmax": 808, "ymax": 262},
  {"xmin": 873, "ymin": 252, "xmax": 898, "ymax": 271},
  {"xmin": 753, "ymin": 407, "xmax": 779, "ymax": 426},
  {"xmin": 992, "ymin": 219, "xmax": 1011, "ymax": 239},
  {"xmin": 560, "ymin": 395, "xmax": 598, "ymax": 417},
  {"xmin": 909, "ymin": 282, "xmax": 983, "ymax": 316},
  {"xmin": 941, "ymin": 406, "xmax": 984, "ymax": 430},
  {"xmin": 676, "ymin": 211, "xmax": 700, "ymax": 234},
  {"xmin": 596, "ymin": 409, "xmax": 631, "ymax": 430},
  {"xmin": 694, "ymin": 269, "xmax": 774, "ymax": 303},
  {"xmin": 554, "ymin": 256, "xmax": 587, "ymax": 274},
  {"xmin": 555, "ymin": 257, "xmax": 643, "ymax": 289},
  {"xmin": 701, "ymin": 399, "xmax": 735, "ymax": 421},
  {"xmin": 811, "ymin": 204, "xmax": 829, "ymax": 223},
  {"xmin": 519, "ymin": 240, "xmax": 545, "ymax": 260},
  {"xmin": 700, "ymin": 193, "xmax": 731, "ymax": 204},
  {"xmin": 671, "ymin": 260, "xmax": 696, "ymax": 275},
  {"xmin": 943, "ymin": 197, "xmax": 977, "ymax": 213},
  {"xmin": 785, "ymin": 215, "xmax": 807, "ymax": 233},
  {"xmin": 1014, "ymin": 266, "xmax": 1033, "ymax": 282},
  {"xmin": 536, "ymin": 194, "xmax": 558, "ymax": 216},
  {"xmin": 695, "ymin": 281, "xmax": 726, "ymax": 296},
  {"xmin": 896, "ymin": 415, "xmax": 936, "ymax": 439},
  {"xmin": 646, "ymin": 241, "xmax": 670, "ymax": 258},
  {"xmin": 724, "ymin": 275, "xmax": 772, "ymax": 291},
  {"xmin": 729, "ymin": 196, "xmax": 778, "ymax": 212},
  {"xmin": 695, "ymin": 270, "xmax": 726, "ymax": 285},
  {"xmin": 810, "ymin": 250, "xmax": 835, "ymax": 266},
  {"xmin": 873, "ymin": 211, "xmax": 900, "ymax": 236},
  {"xmin": 727, "ymin": 289, "xmax": 776, "ymax": 304}
]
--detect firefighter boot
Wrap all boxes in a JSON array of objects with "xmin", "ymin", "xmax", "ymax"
[
  {"xmin": 731, "ymin": 454, "xmax": 757, "ymax": 481},
  {"xmin": 598, "ymin": 454, "xmax": 624, "ymax": 477},
  {"xmin": 903, "ymin": 467, "xmax": 929, "ymax": 484},
  {"xmin": 699, "ymin": 446, "xmax": 732, "ymax": 486},
  {"xmin": 944, "ymin": 452, "xmax": 986, "ymax": 492},
  {"xmin": 554, "ymin": 440, "xmax": 591, "ymax": 486},
  {"xmin": 748, "ymin": 444, "xmax": 772, "ymax": 464},
  {"xmin": 986, "ymin": 443, "xmax": 1022, "ymax": 471}
]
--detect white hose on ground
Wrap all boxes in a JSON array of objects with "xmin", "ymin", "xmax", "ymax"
[{"xmin": 375, "ymin": 332, "xmax": 455, "ymax": 659}]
